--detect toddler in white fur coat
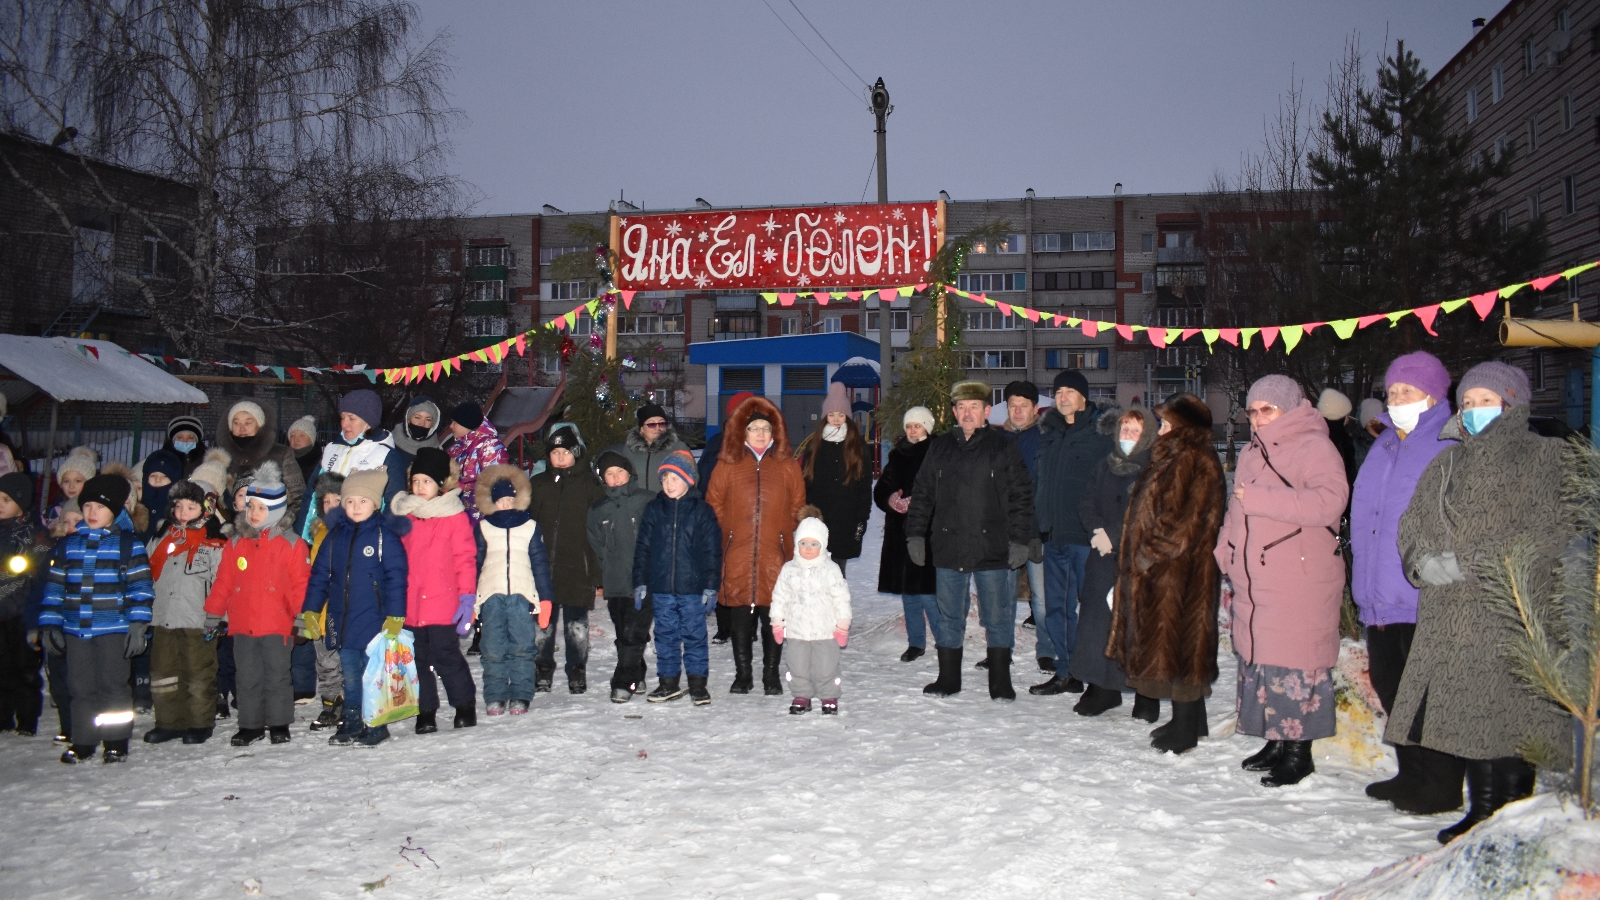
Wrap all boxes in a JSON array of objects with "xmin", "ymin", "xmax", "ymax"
[{"xmin": 769, "ymin": 506, "xmax": 852, "ymax": 715}]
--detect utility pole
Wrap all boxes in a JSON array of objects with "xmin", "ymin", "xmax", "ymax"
[{"xmin": 871, "ymin": 77, "xmax": 892, "ymax": 463}]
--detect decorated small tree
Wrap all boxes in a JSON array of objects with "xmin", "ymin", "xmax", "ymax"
[{"xmin": 1481, "ymin": 439, "xmax": 1600, "ymax": 814}]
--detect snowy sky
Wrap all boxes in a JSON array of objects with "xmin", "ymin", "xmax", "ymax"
[{"xmin": 411, "ymin": 0, "xmax": 1503, "ymax": 216}]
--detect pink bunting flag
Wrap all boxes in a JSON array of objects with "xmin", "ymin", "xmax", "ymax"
[
  {"xmin": 914, "ymin": 283, "xmax": 928, "ymax": 292},
  {"xmin": 1181, "ymin": 329, "xmax": 1200, "ymax": 341},
  {"xmin": 1260, "ymin": 326, "xmax": 1280, "ymax": 349},
  {"xmin": 1303, "ymin": 322, "xmax": 1324, "ymax": 334},
  {"xmin": 996, "ymin": 302, "xmax": 1012, "ymax": 317},
  {"xmin": 1217, "ymin": 329, "xmax": 1240, "ymax": 346},
  {"xmin": 877, "ymin": 288, "xmax": 896, "ymax": 303},
  {"xmin": 1081, "ymin": 320, "xmax": 1099, "ymax": 338},
  {"xmin": 778, "ymin": 293, "xmax": 796, "ymax": 307},
  {"xmin": 514, "ymin": 334, "xmax": 527, "ymax": 356},
  {"xmin": 1414, "ymin": 304, "xmax": 1441, "ymax": 335},
  {"xmin": 814, "ymin": 292, "xmax": 830, "ymax": 306},
  {"xmin": 1531, "ymin": 274, "xmax": 1562, "ymax": 292},
  {"xmin": 1114, "ymin": 324, "xmax": 1133, "ymax": 341},
  {"xmin": 620, "ymin": 290, "xmax": 636, "ymax": 309},
  {"xmin": 1356, "ymin": 314, "xmax": 1386, "ymax": 329},
  {"xmin": 846, "ymin": 291, "xmax": 862, "ymax": 301},
  {"xmin": 1469, "ymin": 290, "xmax": 1498, "ymax": 320},
  {"xmin": 1148, "ymin": 329, "xmax": 1168, "ymax": 349}
]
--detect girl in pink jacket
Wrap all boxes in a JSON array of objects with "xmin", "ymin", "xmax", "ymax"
[
  {"xmin": 391, "ymin": 447, "xmax": 479, "ymax": 732},
  {"xmin": 1215, "ymin": 375, "xmax": 1349, "ymax": 789}
]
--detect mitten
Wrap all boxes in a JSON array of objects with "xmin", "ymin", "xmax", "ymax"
[
  {"xmin": 854, "ymin": 521, "xmax": 866, "ymax": 542},
  {"xmin": 537, "ymin": 600, "xmax": 553, "ymax": 630},
  {"xmin": 1007, "ymin": 542, "xmax": 1029, "ymax": 570},
  {"xmin": 906, "ymin": 538, "xmax": 925, "ymax": 568},
  {"xmin": 834, "ymin": 628, "xmax": 848, "ymax": 648},
  {"xmin": 296, "ymin": 611, "xmax": 323, "ymax": 642},
  {"xmin": 124, "ymin": 621, "xmax": 149, "ymax": 659},
  {"xmin": 383, "ymin": 616, "xmax": 405, "ymax": 638},
  {"xmin": 203, "ymin": 613, "xmax": 224, "ymax": 641},
  {"xmin": 634, "ymin": 585, "xmax": 648, "ymax": 610},
  {"xmin": 771, "ymin": 623, "xmax": 785, "ymax": 644},
  {"xmin": 453, "ymin": 594, "xmax": 476, "ymax": 636},
  {"xmin": 34, "ymin": 625, "xmax": 66, "ymax": 656},
  {"xmin": 701, "ymin": 589, "xmax": 717, "ymax": 615}
]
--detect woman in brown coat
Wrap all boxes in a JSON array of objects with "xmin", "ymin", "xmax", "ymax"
[
  {"xmin": 1109, "ymin": 393, "xmax": 1226, "ymax": 755},
  {"xmin": 704, "ymin": 396, "xmax": 806, "ymax": 696}
]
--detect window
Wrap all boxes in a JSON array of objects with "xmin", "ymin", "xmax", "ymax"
[
  {"xmin": 1032, "ymin": 233, "xmax": 1059, "ymax": 253},
  {"xmin": 1140, "ymin": 233, "xmax": 1154, "ymax": 253},
  {"xmin": 866, "ymin": 310, "xmax": 910, "ymax": 331},
  {"xmin": 432, "ymin": 248, "xmax": 454, "ymax": 275},
  {"xmin": 972, "ymin": 234, "xmax": 1024, "ymax": 254},
  {"xmin": 1563, "ymin": 176, "xmax": 1577, "ymax": 215},
  {"xmin": 1045, "ymin": 349, "xmax": 1108, "ymax": 370},
  {"xmin": 1525, "ymin": 39, "xmax": 1538, "ymax": 75},
  {"xmin": 1529, "ymin": 191, "xmax": 1543, "ymax": 221},
  {"xmin": 1556, "ymin": 7, "xmax": 1569, "ymax": 32},
  {"xmin": 1495, "ymin": 133, "xmax": 1511, "ymax": 160},
  {"xmin": 962, "ymin": 350, "xmax": 1026, "ymax": 370},
  {"xmin": 467, "ymin": 245, "xmax": 514, "ymax": 268},
  {"xmin": 1467, "ymin": 87, "xmax": 1479, "ymax": 123},
  {"xmin": 1163, "ymin": 231, "xmax": 1196, "ymax": 249},
  {"xmin": 1492, "ymin": 65, "xmax": 1505, "ymax": 102},
  {"xmin": 546, "ymin": 314, "xmax": 594, "ymax": 336},
  {"xmin": 966, "ymin": 310, "xmax": 1019, "ymax": 330},
  {"xmin": 1153, "ymin": 307, "xmax": 1203, "ymax": 327},
  {"xmin": 539, "ymin": 245, "xmax": 589, "ymax": 264},
  {"xmin": 139, "ymin": 234, "xmax": 172, "ymax": 279},
  {"xmin": 1034, "ymin": 271, "xmax": 1116, "ymax": 291},
  {"xmin": 1499, "ymin": 209, "xmax": 1511, "ymax": 232},
  {"xmin": 1156, "ymin": 346, "xmax": 1204, "ymax": 368},
  {"xmin": 1063, "ymin": 307, "xmax": 1115, "ymax": 322},
  {"xmin": 1562, "ymin": 94, "xmax": 1576, "ymax": 131},
  {"xmin": 1570, "ymin": 271, "xmax": 1582, "ymax": 301},
  {"xmin": 710, "ymin": 313, "xmax": 759, "ymax": 340},
  {"xmin": 1529, "ymin": 115, "xmax": 1541, "ymax": 152},
  {"xmin": 780, "ymin": 316, "xmax": 803, "ymax": 335},
  {"xmin": 1142, "ymin": 272, "xmax": 1155, "ymax": 294},
  {"xmin": 549, "ymin": 280, "xmax": 600, "ymax": 301},
  {"xmin": 1533, "ymin": 351, "xmax": 1546, "ymax": 391},
  {"xmin": 1070, "ymin": 231, "xmax": 1116, "ymax": 252},
  {"xmin": 956, "ymin": 272, "xmax": 1026, "ymax": 293},
  {"xmin": 467, "ymin": 280, "xmax": 504, "ymax": 302},
  {"xmin": 463, "ymin": 316, "xmax": 507, "ymax": 338},
  {"xmin": 818, "ymin": 316, "xmax": 842, "ymax": 333},
  {"xmin": 618, "ymin": 313, "xmax": 683, "ymax": 334}
]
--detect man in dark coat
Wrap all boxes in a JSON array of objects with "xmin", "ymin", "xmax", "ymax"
[
  {"xmin": 999, "ymin": 380, "xmax": 1049, "ymax": 675},
  {"xmin": 905, "ymin": 380, "xmax": 1036, "ymax": 701},
  {"xmin": 608, "ymin": 404, "xmax": 690, "ymax": 495},
  {"xmin": 1031, "ymin": 370, "xmax": 1112, "ymax": 695},
  {"xmin": 528, "ymin": 423, "xmax": 605, "ymax": 694}
]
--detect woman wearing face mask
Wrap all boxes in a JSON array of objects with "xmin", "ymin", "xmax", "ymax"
[
  {"xmin": 1389, "ymin": 361, "xmax": 1573, "ymax": 844},
  {"xmin": 1069, "ymin": 405, "xmax": 1158, "ymax": 718},
  {"xmin": 874, "ymin": 407, "xmax": 939, "ymax": 662},
  {"xmin": 797, "ymin": 383, "xmax": 872, "ymax": 577},
  {"xmin": 162, "ymin": 416, "xmax": 208, "ymax": 476},
  {"xmin": 1349, "ymin": 352, "xmax": 1458, "ymax": 814}
]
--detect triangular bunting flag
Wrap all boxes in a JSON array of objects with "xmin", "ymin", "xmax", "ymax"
[
  {"xmin": 620, "ymin": 290, "xmax": 636, "ymax": 309},
  {"xmin": 1414, "ymin": 305, "xmax": 1441, "ymax": 335},
  {"xmin": 846, "ymin": 291, "xmax": 862, "ymax": 300},
  {"xmin": 914, "ymin": 283, "xmax": 928, "ymax": 292},
  {"xmin": 1356, "ymin": 314, "xmax": 1386, "ymax": 329},
  {"xmin": 1385, "ymin": 310, "xmax": 1411, "ymax": 327},
  {"xmin": 778, "ymin": 293, "xmax": 796, "ymax": 307},
  {"xmin": 1180, "ymin": 328, "xmax": 1200, "ymax": 341},
  {"xmin": 1561, "ymin": 262, "xmax": 1597, "ymax": 280},
  {"xmin": 1148, "ymin": 328, "xmax": 1168, "ymax": 349},
  {"xmin": 1440, "ymin": 298, "xmax": 1468, "ymax": 313},
  {"xmin": 1279, "ymin": 325, "xmax": 1304, "ymax": 353},
  {"xmin": 1081, "ymin": 320, "xmax": 1099, "ymax": 338},
  {"xmin": 585, "ymin": 300, "xmax": 599, "ymax": 317},
  {"xmin": 996, "ymin": 302, "xmax": 1012, "ymax": 317},
  {"xmin": 1498, "ymin": 283, "xmax": 1528, "ymax": 299},
  {"xmin": 1202, "ymin": 329, "xmax": 1220, "ymax": 350},
  {"xmin": 1240, "ymin": 328, "xmax": 1260, "ymax": 349},
  {"xmin": 1260, "ymin": 327, "xmax": 1280, "ymax": 349},
  {"xmin": 1469, "ymin": 290, "xmax": 1498, "ymax": 320},
  {"xmin": 815, "ymin": 292, "xmax": 829, "ymax": 306},
  {"xmin": 425, "ymin": 362, "xmax": 437, "ymax": 381},
  {"xmin": 1114, "ymin": 324, "xmax": 1133, "ymax": 340},
  {"xmin": 760, "ymin": 292, "xmax": 778, "ymax": 305},
  {"xmin": 268, "ymin": 366, "xmax": 285, "ymax": 382},
  {"xmin": 897, "ymin": 286, "xmax": 914, "ymax": 297},
  {"xmin": 565, "ymin": 310, "xmax": 578, "ymax": 328},
  {"xmin": 1531, "ymin": 274, "xmax": 1562, "ymax": 292},
  {"xmin": 362, "ymin": 370, "xmax": 377, "ymax": 384},
  {"xmin": 1021, "ymin": 307, "xmax": 1041, "ymax": 323},
  {"xmin": 877, "ymin": 288, "xmax": 896, "ymax": 303},
  {"xmin": 1329, "ymin": 319, "xmax": 1358, "ymax": 339},
  {"xmin": 514, "ymin": 334, "xmax": 527, "ymax": 356}
]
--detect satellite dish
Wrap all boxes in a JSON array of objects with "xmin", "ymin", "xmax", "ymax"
[{"xmin": 1549, "ymin": 29, "xmax": 1571, "ymax": 53}]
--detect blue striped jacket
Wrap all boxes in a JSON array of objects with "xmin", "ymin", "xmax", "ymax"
[{"xmin": 37, "ymin": 510, "xmax": 155, "ymax": 638}]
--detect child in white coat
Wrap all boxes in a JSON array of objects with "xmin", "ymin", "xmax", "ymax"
[{"xmin": 769, "ymin": 507, "xmax": 852, "ymax": 715}]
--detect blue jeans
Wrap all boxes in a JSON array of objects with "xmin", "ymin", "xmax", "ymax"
[
  {"xmin": 934, "ymin": 568, "xmax": 1017, "ymax": 650},
  {"xmin": 1043, "ymin": 543, "xmax": 1090, "ymax": 669},
  {"xmin": 479, "ymin": 593, "xmax": 537, "ymax": 704},
  {"xmin": 338, "ymin": 645, "xmax": 388, "ymax": 740},
  {"xmin": 1024, "ymin": 559, "xmax": 1055, "ymax": 659},
  {"xmin": 901, "ymin": 594, "xmax": 938, "ymax": 649},
  {"xmin": 652, "ymin": 593, "xmax": 709, "ymax": 679}
]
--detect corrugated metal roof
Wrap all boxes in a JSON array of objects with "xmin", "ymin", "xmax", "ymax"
[{"xmin": 0, "ymin": 336, "xmax": 208, "ymax": 404}]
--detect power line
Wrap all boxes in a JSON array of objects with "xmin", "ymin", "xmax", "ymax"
[
  {"xmin": 786, "ymin": 0, "xmax": 869, "ymax": 89},
  {"xmin": 760, "ymin": 0, "xmax": 862, "ymax": 104}
]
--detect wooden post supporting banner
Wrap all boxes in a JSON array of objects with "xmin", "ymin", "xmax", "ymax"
[
  {"xmin": 935, "ymin": 196, "xmax": 948, "ymax": 345},
  {"xmin": 606, "ymin": 214, "xmax": 620, "ymax": 363}
]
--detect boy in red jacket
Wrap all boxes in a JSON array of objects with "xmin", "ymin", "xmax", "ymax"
[
  {"xmin": 203, "ymin": 462, "xmax": 310, "ymax": 746},
  {"xmin": 391, "ymin": 448, "xmax": 478, "ymax": 732}
]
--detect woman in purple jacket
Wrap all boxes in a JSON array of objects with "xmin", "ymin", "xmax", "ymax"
[{"xmin": 1349, "ymin": 352, "xmax": 1457, "ymax": 812}]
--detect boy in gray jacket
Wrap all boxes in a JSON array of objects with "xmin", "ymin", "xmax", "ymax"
[
  {"xmin": 142, "ymin": 480, "xmax": 227, "ymax": 745},
  {"xmin": 587, "ymin": 451, "xmax": 654, "ymax": 703}
]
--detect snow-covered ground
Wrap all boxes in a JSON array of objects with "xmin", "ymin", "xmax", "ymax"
[{"xmin": 0, "ymin": 508, "xmax": 1557, "ymax": 899}]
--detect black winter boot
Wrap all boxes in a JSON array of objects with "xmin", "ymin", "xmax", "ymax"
[
  {"xmin": 611, "ymin": 687, "xmax": 633, "ymax": 703},
  {"xmin": 1073, "ymin": 684, "xmax": 1123, "ymax": 716},
  {"xmin": 1368, "ymin": 743, "xmax": 1422, "ymax": 800},
  {"xmin": 1242, "ymin": 740, "xmax": 1285, "ymax": 772},
  {"xmin": 1260, "ymin": 740, "xmax": 1315, "ymax": 787},
  {"xmin": 1438, "ymin": 759, "xmax": 1497, "ymax": 843},
  {"xmin": 1391, "ymin": 746, "xmax": 1467, "ymax": 815},
  {"xmin": 182, "ymin": 727, "xmax": 212, "ymax": 744},
  {"xmin": 761, "ymin": 626, "xmax": 783, "ymax": 696},
  {"xmin": 568, "ymin": 669, "xmax": 587, "ymax": 694},
  {"xmin": 101, "ymin": 740, "xmax": 128, "ymax": 763},
  {"xmin": 1150, "ymin": 699, "xmax": 1206, "ymax": 754},
  {"xmin": 310, "ymin": 697, "xmax": 342, "ymax": 731},
  {"xmin": 453, "ymin": 705, "xmax": 477, "ymax": 728},
  {"xmin": 1028, "ymin": 674, "xmax": 1074, "ymax": 695},
  {"xmin": 1130, "ymin": 694, "xmax": 1160, "ymax": 723},
  {"xmin": 216, "ymin": 694, "xmax": 231, "ymax": 719},
  {"xmin": 923, "ymin": 646, "xmax": 963, "ymax": 696},
  {"xmin": 535, "ymin": 666, "xmax": 554, "ymax": 693},
  {"xmin": 415, "ymin": 711, "xmax": 438, "ymax": 735},
  {"xmin": 143, "ymin": 727, "xmax": 184, "ymax": 744},
  {"xmin": 987, "ymin": 648, "xmax": 1015, "ymax": 701},
  {"xmin": 648, "ymin": 677, "xmax": 686, "ymax": 702},
  {"xmin": 1493, "ymin": 756, "xmax": 1536, "ymax": 806},
  {"xmin": 729, "ymin": 609, "xmax": 755, "ymax": 693},
  {"xmin": 61, "ymin": 743, "xmax": 95, "ymax": 764},
  {"xmin": 899, "ymin": 646, "xmax": 924, "ymax": 662},
  {"xmin": 268, "ymin": 726, "xmax": 291, "ymax": 744},
  {"xmin": 231, "ymin": 727, "xmax": 266, "ymax": 747},
  {"xmin": 687, "ymin": 676, "xmax": 711, "ymax": 706}
]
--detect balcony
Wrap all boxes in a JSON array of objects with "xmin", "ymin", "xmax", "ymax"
[{"xmin": 1156, "ymin": 247, "xmax": 1205, "ymax": 265}]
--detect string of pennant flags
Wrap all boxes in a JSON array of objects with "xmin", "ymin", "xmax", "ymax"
[{"xmin": 104, "ymin": 258, "xmax": 1599, "ymax": 386}]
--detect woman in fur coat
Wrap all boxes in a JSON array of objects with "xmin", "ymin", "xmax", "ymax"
[{"xmin": 1110, "ymin": 394, "xmax": 1225, "ymax": 755}]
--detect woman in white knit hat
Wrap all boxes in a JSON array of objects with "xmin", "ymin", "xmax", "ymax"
[{"xmin": 873, "ymin": 406, "xmax": 938, "ymax": 662}]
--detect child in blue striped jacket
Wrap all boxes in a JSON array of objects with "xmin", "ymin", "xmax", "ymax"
[{"xmin": 33, "ymin": 473, "xmax": 155, "ymax": 764}]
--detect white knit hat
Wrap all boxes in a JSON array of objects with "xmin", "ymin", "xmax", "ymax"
[
  {"xmin": 1358, "ymin": 398, "xmax": 1385, "ymax": 427},
  {"xmin": 189, "ymin": 448, "xmax": 233, "ymax": 497},
  {"xmin": 1317, "ymin": 388, "xmax": 1353, "ymax": 421},
  {"xmin": 57, "ymin": 446, "xmax": 98, "ymax": 485},
  {"xmin": 795, "ymin": 515, "xmax": 829, "ymax": 549},
  {"xmin": 902, "ymin": 406, "xmax": 935, "ymax": 434},
  {"xmin": 287, "ymin": 415, "xmax": 317, "ymax": 441},
  {"xmin": 226, "ymin": 400, "xmax": 268, "ymax": 432}
]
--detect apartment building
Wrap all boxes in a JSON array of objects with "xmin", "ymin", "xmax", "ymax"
[{"xmin": 1428, "ymin": 0, "xmax": 1599, "ymax": 422}]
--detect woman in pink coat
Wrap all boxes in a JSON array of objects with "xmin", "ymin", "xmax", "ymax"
[
  {"xmin": 390, "ymin": 447, "xmax": 479, "ymax": 732},
  {"xmin": 1215, "ymin": 375, "xmax": 1349, "ymax": 788}
]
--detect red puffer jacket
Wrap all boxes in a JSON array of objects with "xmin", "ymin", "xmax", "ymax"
[
  {"xmin": 204, "ymin": 519, "xmax": 311, "ymax": 637},
  {"xmin": 390, "ymin": 489, "xmax": 478, "ymax": 627}
]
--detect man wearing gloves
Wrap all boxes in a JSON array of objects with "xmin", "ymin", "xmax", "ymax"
[{"xmin": 904, "ymin": 380, "xmax": 1037, "ymax": 701}]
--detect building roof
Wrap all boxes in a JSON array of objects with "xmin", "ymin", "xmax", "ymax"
[
  {"xmin": 0, "ymin": 335, "xmax": 208, "ymax": 404},
  {"xmin": 687, "ymin": 332, "xmax": 882, "ymax": 367}
]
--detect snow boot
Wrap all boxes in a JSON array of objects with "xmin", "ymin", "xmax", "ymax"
[
  {"xmin": 467, "ymin": 622, "xmax": 482, "ymax": 655},
  {"xmin": 328, "ymin": 712, "xmax": 363, "ymax": 746},
  {"xmin": 231, "ymin": 727, "xmax": 266, "ymax": 747},
  {"xmin": 1022, "ymin": 614, "xmax": 1036, "ymax": 630},
  {"xmin": 611, "ymin": 687, "xmax": 632, "ymax": 703},
  {"xmin": 987, "ymin": 648, "xmax": 1015, "ymax": 701},
  {"xmin": 453, "ymin": 705, "xmax": 476, "ymax": 728},
  {"xmin": 1150, "ymin": 699, "xmax": 1206, "ymax": 754},
  {"xmin": 142, "ymin": 727, "xmax": 184, "ymax": 744},
  {"xmin": 1150, "ymin": 704, "xmax": 1208, "ymax": 742},
  {"xmin": 790, "ymin": 697, "xmax": 811, "ymax": 715},
  {"xmin": 216, "ymin": 694, "xmax": 231, "ymax": 719},
  {"xmin": 1242, "ymin": 740, "xmax": 1285, "ymax": 772},
  {"xmin": 102, "ymin": 740, "xmax": 128, "ymax": 763},
  {"xmin": 535, "ymin": 667, "xmax": 554, "ymax": 693},
  {"xmin": 1367, "ymin": 743, "xmax": 1421, "ymax": 800},
  {"xmin": 1391, "ymin": 746, "xmax": 1467, "ymax": 815},
  {"xmin": 688, "ymin": 676, "xmax": 711, "ymax": 706},
  {"xmin": 1028, "ymin": 674, "xmax": 1074, "ymax": 695},
  {"xmin": 648, "ymin": 677, "xmax": 686, "ymax": 703},
  {"xmin": 414, "ymin": 711, "xmax": 438, "ymax": 735},
  {"xmin": 1073, "ymin": 684, "xmax": 1123, "ymax": 717},
  {"xmin": 508, "ymin": 699, "xmax": 530, "ymax": 714},
  {"xmin": 309, "ymin": 697, "xmax": 343, "ymax": 731},
  {"xmin": 1130, "ymin": 694, "xmax": 1160, "ymax": 723},
  {"xmin": 268, "ymin": 726, "xmax": 291, "ymax": 744},
  {"xmin": 1438, "ymin": 758, "xmax": 1498, "ymax": 843},
  {"xmin": 729, "ymin": 618, "xmax": 755, "ymax": 693},
  {"xmin": 975, "ymin": 657, "xmax": 989, "ymax": 670},
  {"xmin": 1064, "ymin": 677, "xmax": 1084, "ymax": 692},
  {"xmin": 182, "ymin": 727, "xmax": 213, "ymax": 744},
  {"xmin": 1260, "ymin": 740, "xmax": 1315, "ymax": 787},
  {"xmin": 761, "ymin": 629, "xmax": 784, "ymax": 696},
  {"xmin": 355, "ymin": 725, "xmax": 390, "ymax": 747},
  {"xmin": 61, "ymin": 743, "xmax": 95, "ymax": 764},
  {"xmin": 485, "ymin": 700, "xmax": 507, "ymax": 716},
  {"xmin": 899, "ymin": 646, "xmax": 925, "ymax": 662},
  {"xmin": 821, "ymin": 699, "xmax": 838, "ymax": 715},
  {"xmin": 923, "ymin": 646, "xmax": 963, "ymax": 696},
  {"xmin": 568, "ymin": 669, "xmax": 587, "ymax": 695}
]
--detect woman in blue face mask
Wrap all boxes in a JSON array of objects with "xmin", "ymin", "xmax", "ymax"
[
  {"xmin": 1388, "ymin": 360, "xmax": 1574, "ymax": 845},
  {"xmin": 161, "ymin": 415, "xmax": 207, "ymax": 477}
]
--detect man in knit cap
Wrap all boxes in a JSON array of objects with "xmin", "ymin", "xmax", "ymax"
[
  {"xmin": 904, "ymin": 380, "xmax": 1036, "ymax": 701},
  {"xmin": 602, "ymin": 402, "xmax": 690, "ymax": 496}
]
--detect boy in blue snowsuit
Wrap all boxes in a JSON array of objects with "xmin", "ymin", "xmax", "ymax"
[
  {"xmin": 632, "ymin": 451, "xmax": 721, "ymax": 705},
  {"xmin": 298, "ymin": 467, "xmax": 407, "ymax": 746}
]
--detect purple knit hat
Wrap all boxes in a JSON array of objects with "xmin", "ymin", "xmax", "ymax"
[
  {"xmin": 821, "ymin": 382, "xmax": 851, "ymax": 418},
  {"xmin": 1385, "ymin": 351, "xmax": 1451, "ymax": 403},
  {"xmin": 1458, "ymin": 361, "xmax": 1532, "ymax": 408},
  {"xmin": 1245, "ymin": 374, "xmax": 1306, "ymax": 412}
]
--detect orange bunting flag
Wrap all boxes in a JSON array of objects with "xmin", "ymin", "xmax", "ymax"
[{"xmin": 514, "ymin": 333, "xmax": 527, "ymax": 356}]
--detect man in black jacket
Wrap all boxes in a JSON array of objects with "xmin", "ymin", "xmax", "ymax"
[
  {"xmin": 1030, "ymin": 370, "xmax": 1113, "ymax": 696},
  {"xmin": 905, "ymin": 381, "xmax": 1036, "ymax": 700}
]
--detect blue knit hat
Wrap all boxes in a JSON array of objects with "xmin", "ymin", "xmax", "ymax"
[{"xmin": 657, "ymin": 450, "xmax": 696, "ymax": 488}]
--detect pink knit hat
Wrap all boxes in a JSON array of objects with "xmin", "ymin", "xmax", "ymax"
[
  {"xmin": 822, "ymin": 382, "xmax": 851, "ymax": 417},
  {"xmin": 1245, "ymin": 374, "xmax": 1306, "ymax": 413}
]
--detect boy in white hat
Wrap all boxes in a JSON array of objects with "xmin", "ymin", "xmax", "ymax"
[{"xmin": 768, "ymin": 505, "xmax": 852, "ymax": 715}]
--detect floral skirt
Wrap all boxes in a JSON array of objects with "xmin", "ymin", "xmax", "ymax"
[{"xmin": 1234, "ymin": 657, "xmax": 1336, "ymax": 741}]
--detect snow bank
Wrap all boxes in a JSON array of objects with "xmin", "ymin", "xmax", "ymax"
[{"xmin": 1321, "ymin": 793, "xmax": 1600, "ymax": 899}]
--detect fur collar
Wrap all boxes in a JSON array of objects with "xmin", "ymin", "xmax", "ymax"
[
  {"xmin": 230, "ymin": 513, "xmax": 298, "ymax": 543},
  {"xmin": 626, "ymin": 425, "xmax": 679, "ymax": 453},
  {"xmin": 390, "ymin": 488, "xmax": 465, "ymax": 519}
]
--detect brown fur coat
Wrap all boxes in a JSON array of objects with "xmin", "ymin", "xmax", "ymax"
[
  {"xmin": 705, "ymin": 396, "xmax": 805, "ymax": 607},
  {"xmin": 1108, "ymin": 394, "xmax": 1226, "ymax": 690}
]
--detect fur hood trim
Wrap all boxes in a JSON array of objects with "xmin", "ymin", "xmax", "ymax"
[
  {"xmin": 719, "ymin": 396, "xmax": 791, "ymax": 461},
  {"xmin": 475, "ymin": 464, "xmax": 532, "ymax": 517}
]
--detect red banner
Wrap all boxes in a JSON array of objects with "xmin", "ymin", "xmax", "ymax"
[{"xmin": 612, "ymin": 202, "xmax": 941, "ymax": 292}]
